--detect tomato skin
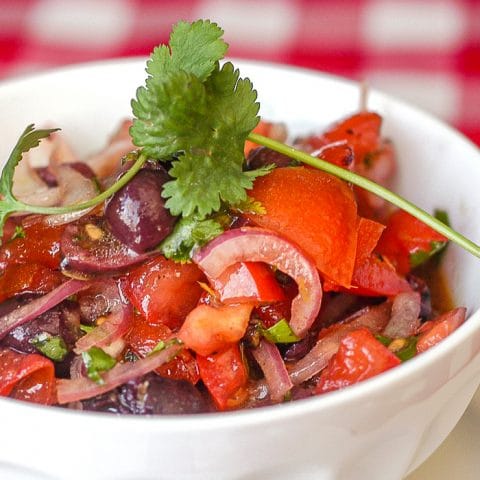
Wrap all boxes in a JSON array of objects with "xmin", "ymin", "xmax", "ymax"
[
  {"xmin": 376, "ymin": 210, "xmax": 448, "ymax": 275},
  {"xmin": 246, "ymin": 167, "xmax": 358, "ymax": 288},
  {"xmin": 124, "ymin": 255, "xmax": 205, "ymax": 330},
  {"xmin": 350, "ymin": 255, "xmax": 412, "ymax": 297},
  {"xmin": 316, "ymin": 328, "xmax": 401, "ymax": 394},
  {"xmin": 416, "ymin": 307, "xmax": 466, "ymax": 353},
  {"xmin": 214, "ymin": 262, "xmax": 285, "ymax": 304},
  {"xmin": 197, "ymin": 344, "xmax": 248, "ymax": 410},
  {"xmin": 126, "ymin": 312, "xmax": 199, "ymax": 384},
  {"xmin": 0, "ymin": 348, "xmax": 56, "ymax": 405},
  {"xmin": 0, "ymin": 263, "xmax": 63, "ymax": 303},
  {"xmin": 0, "ymin": 222, "xmax": 64, "ymax": 271},
  {"xmin": 178, "ymin": 303, "xmax": 254, "ymax": 356}
]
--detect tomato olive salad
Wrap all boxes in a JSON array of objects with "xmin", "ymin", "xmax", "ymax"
[{"xmin": 0, "ymin": 20, "xmax": 471, "ymax": 413}]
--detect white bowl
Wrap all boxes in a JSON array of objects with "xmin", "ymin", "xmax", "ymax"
[{"xmin": 1, "ymin": 59, "xmax": 480, "ymax": 480}]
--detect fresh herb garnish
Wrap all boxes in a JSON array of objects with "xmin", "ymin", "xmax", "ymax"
[
  {"xmin": 159, "ymin": 214, "xmax": 224, "ymax": 261},
  {"xmin": 0, "ymin": 125, "xmax": 147, "ymax": 240},
  {"xmin": 131, "ymin": 19, "xmax": 271, "ymax": 218},
  {"xmin": 30, "ymin": 332, "xmax": 68, "ymax": 362},
  {"xmin": 81, "ymin": 346, "xmax": 117, "ymax": 384},
  {"xmin": 260, "ymin": 319, "xmax": 300, "ymax": 344},
  {"xmin": 1, "ymin": 19, "xmax": 480, "ymax": 260}
]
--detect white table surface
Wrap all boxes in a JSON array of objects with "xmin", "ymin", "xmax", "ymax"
[{"xmin": 406, "ymin": 387, "xmax": 480, "ymax": 479}]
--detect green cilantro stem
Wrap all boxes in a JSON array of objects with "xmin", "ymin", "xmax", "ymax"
[
  {"xmin": 13, "ymin": 153, "xmax": 147, "ymax": 215},
  {"xmin": 248, "ymin": 132, "xmax": 480, "ymax": 259}
]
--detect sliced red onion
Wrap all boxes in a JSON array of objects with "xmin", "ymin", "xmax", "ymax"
[
  {"xmin": 251, "ymin": 339, "xmax": 293, "ymax": 402},
  {"xmin": 0, "ymin": 279, "xmax": 89, "ymax": 340},
  {"xmin": 193, "ymin": 227, "xmax": 322, "ymax": 338},
  {"xmin": 44, "ymin": 165, "xmax": 98, "ymax": 226},
  {"xmin": 383, "ymin": 292, "xmax": 421, "ymax": 338},
  {"xmin": 289, "ymin": 301, "xmax": 391, "ymax": 385},
  {"xmin": 74, "ymin": 287, "xmax": 133, "ymax": 353},
  {"xmin": 56, "ymin": 342, "xmax": 183, "ymax": 404}
]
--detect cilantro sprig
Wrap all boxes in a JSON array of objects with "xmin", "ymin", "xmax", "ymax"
[
  {"xmin": 0, "ymin": 125, "xmax": 147, "ymax": 239},
  {"xmin": 1, "ymin": 19, "xmax": 480, "ymax": 261},
  {"xmin": 131, "ymin": 20, "xmax": 271, "ymax": 218}
]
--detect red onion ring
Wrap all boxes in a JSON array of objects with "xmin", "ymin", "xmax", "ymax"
[
  {"xmin": 252, "ymin": 339, "xmax": 293, "ymax": 402},
  {"xmin": 56, "ymin": 342, "xmax": 183, "ymax": 404},
  {"xmin": 193, "ymin": 227, "xmax": 322, "ymax": 338},
  {"xmin": 0, "ymin": 279, "xmax": 89, "ymax": 340}
]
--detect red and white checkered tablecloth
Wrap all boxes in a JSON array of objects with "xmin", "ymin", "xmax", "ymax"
[{"xmin": 0, "ymin": 0, "xmax": 479, "ymax": 146}]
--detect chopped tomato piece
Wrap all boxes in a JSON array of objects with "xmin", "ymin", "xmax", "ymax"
[
  {"xmin": 244, "ymin": 120, "xmax": 286, "ymax": 156},
  {"xmin": 416, "ymin": 307, "xmax": 466, "ymax": 353},
  {"xmin": 124, "ymin": 255, "xmax": 205, "ymax": 330},
  {"xmin": 0, "ymin": 348, "xmax": 56, "ymax": 405},
  {"xmin": 246, "ymin": 167, "xmax": 358, "ymax": 287},
  {"xmin": 178, "ymin": 303, "xmax": 254, "ymax": 356},
  {"xmin": 213, "ymin": 262, "xmax": 285, "ymax": 304},
  {"xmin": 376, "ymin": 210, "xmax": 448, "ymax": 275},
  {"xmin": 0, "ymin": 222, "xmax": 64, "ymax": 271},
  {"xmin": 126, "ymin": 312, "xmax": 199, "ymax": 384},
  {"xmin": 350, "ymin": 254, "xmax": 411, "ymax": 296},
  {"xmin": 316, "ymin": 328, "xmax": 401, "ymax": 394},
  {"xmin": 323, "ymin": 112, "xmax": 382, "ymax": 165},
  {"xmin": 324, "ymin": 216, "xmax": 386, "ymax": 293},
  {"xmin": 197, "ymin": 344, "xmax": 248, "ymax": 410},
  {"xmin": 0, "ymin": 263, "xmax": 64, "ymax": 303}
]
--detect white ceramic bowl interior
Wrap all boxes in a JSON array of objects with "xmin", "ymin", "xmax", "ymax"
[{"xmin": 0, "ymin": 59, "xmax": 480, "ymax": 480}]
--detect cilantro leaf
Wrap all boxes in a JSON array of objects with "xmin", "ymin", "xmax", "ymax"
[
  {"xmin": 0, "ymin": 125, "xmax": 58, "ymax": 237},
  {"xmin": 259, "ymin": 319, "xmax": 300, "ymax": 344},
  {"xmin": 82, "ymin": 346, "xmax": 117, "ymax": 385},
  {"xmin": 130, "ymin": 21, "xmax": 267, "ymax": 219},
  {"xmin": 30, "ymin": 333, "xmax": 68, "ymax": 362},
  {"xmin": 146, "ymin": 19, "xmax": 227, "ymax": 83},
  {"xmin": 160, "ymin": 213, "xmax": 224, "ymax": 261}
]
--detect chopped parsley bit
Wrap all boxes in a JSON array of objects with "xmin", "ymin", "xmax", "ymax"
[
  {"xmin": 150, "ymin": 338, "xmax": 183, "ymax": 355},
  {"xmin": 79, "ymin": 324, "xmax": 94, "ymax": 333},
  {"xmin": 30, "ymin": 333, "xmax": 68, "ymax": 362},
  {"xmin": 82, "ymin": 347, "xmax": 117, "ymax": 385},
  {"xmin": 10, "ymin": 225, "xmax": 26, "ymax": 241},
  {"xmin": 259, "ymin": 319, "xmax": 300, "ymax": 344},
  {"xmin": 160, "ymin": 213, "xmax": 224, "ymax": 262}
]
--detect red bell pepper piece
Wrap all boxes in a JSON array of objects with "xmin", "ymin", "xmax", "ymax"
[
  {"xmin": 213, "ymin": 261, "xmax": 285, "ymax": 304},
  {"xmin": 0, "ymin": 348, "xmax": 56, "ymax": 405}
]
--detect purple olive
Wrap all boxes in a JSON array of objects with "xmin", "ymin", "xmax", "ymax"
[
  {"xmin": 246, "ymin": 146, "xmax": 293, "ymax": 170},
  {"xmin": 105, "ymin": 167, "xmax": 177, "ymax": 253},
  {"xmin": 78, "ymin": 374, "xmax": 211, "ymax": 415},
  {"xmin": 0, "ymin": 300, "xmax": 81, "ymax": 354},
  {"xmin": 60, "ymin": 216, "xmax": 155, "ymax": 273}
]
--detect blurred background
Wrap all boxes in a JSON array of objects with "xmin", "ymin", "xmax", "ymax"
[{"xmin": 0, "ymin": 0, "xmax": 478, "ymax": 146}]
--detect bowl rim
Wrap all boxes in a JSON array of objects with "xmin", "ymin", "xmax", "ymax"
[{"xmin": 1, "ymin": 57, "xmax": 480, "ymax": 429}]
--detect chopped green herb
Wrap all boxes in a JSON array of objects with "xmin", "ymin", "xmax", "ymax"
[
  {"xmin": 150, "ymin": 338, "xmax": 183, "ymax": 355},
  {"xmin": 82, "ymin": 347, "xmax": 117, "ymax": 385},
  {"xmin": 394, "ymin": 337, "xmax": 418, "ymax": 362},
  {"xmin": 30, "ymin": 333, "xmax": 68, "ymax": 362},
  {"xmin": 160, "ymin": 213, "xmax": 224, "ymax": 261},
  {"xmin": 410, "ymin": 241, "xmax": 447, "ymax": 268},
  {"xmin": 375, "ymin": 334, "xmax": 392, "ymax": 347},
  {"xmin": 434, "ymin": 209, "xmax": 450, "ymax": 227},
  {"xmin": 79, "ymin": 324, "xmax": 94, "ymax": 334},
  {"xmin": 260, "ymin": 319, "xmax": 300, "ymax": 344},
  {"xmin": 10, "ymin": 225, "xmax": 25, "ymax": 241}
]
